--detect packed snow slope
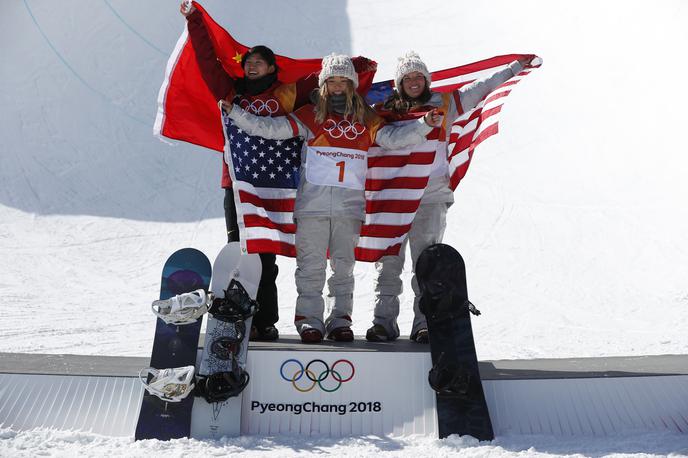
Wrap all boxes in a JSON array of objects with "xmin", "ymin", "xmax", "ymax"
[{"xmin": 1, "ymin": 0, "xmax": 687, "ymax": 359}]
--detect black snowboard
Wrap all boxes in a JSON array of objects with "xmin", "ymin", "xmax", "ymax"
[
  {"xmin": 416, "ymin": 243, "xmax": 494, "ymax": 441},
  {"xmin": 135, "ymin": 248, "xmax": 211, "ymax": 441}
]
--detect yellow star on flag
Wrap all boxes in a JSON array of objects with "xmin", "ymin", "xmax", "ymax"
[{"xmin": 232, "ymin": 51, "xmax": 243, "ymax": 64}]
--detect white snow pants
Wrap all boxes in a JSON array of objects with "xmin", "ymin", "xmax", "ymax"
[
  {"xmin": 373, "ymin": 202, "xmax": 449, "ymax": 338},
  {"xmin": 294, "ymin": 217, "xmax": 362, "ymax": 335}
]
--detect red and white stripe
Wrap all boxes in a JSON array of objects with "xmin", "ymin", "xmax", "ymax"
[
  {"xmin": 427, "ymin": 55, "xmax": 542, "ymax": 190},
  {"xmin": 356, "ymin": 139, "xmax": 437, "ymax": 261},
  {"xmin": 235, "ymin": 182, "xmax": 298, "ymax": 256}
]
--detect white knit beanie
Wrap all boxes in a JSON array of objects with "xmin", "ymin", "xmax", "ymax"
[
  {"xmin": 318, "ymin": 53, "xmax": 358, "ymax": 88},
  {"xmin": 394, "ymin": 51, "xmax": 431, "ymax": 92}
]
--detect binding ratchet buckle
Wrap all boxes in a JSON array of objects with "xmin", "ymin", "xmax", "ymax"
[{"xmin": 207, "ymin": 279, "xmax": 259, "ymax": 323}]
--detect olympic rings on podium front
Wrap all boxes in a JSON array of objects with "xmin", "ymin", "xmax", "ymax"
[{"xmin": 279, "ymin": 358, "xmax": 355, "ymax": 392}]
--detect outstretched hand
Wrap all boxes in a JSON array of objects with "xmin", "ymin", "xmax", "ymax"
[
  {"xmin": 517, "ymin": 55, "xmax": 535, "ymax": 68},
  {"xmin": 424, "ymin": 109, "xmax": 443, "ymax": 128},
  {"xmin": 180, "ymin": 0, "xmax": 195, "ymax": 17}
]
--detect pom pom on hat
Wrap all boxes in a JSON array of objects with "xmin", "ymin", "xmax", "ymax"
[
  {"xmin": 395, "ymin": 51, "xmax": 431, "ymax": 92},
  {"xmin": 318, "ymin": 53, "xmax": 359, "ymax": 88}
]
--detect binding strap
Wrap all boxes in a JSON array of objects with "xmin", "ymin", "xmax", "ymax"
[
  {"xmin": 195, "ymin": 359, "xmax": 250, "ymax": 403},
  {"xmin": 428, "ymin": 352, "xmax": 474, "ymax": 398},
  {"xmin": 207, "ymin": 279, "xmax": 259, "ymax": 323}
]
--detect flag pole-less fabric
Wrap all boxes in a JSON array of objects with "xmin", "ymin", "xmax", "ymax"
[{"xmin": 155, "ymin": 1, "xmax": 375, "ymax": 153}]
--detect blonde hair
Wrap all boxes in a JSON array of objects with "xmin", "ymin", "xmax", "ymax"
[{"xmin": 315, "ymin": 80, "xmax": 376, "ymax": 125}]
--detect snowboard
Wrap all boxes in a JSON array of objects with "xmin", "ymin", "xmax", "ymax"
[
  {"xmin": 190, "ymin": 242, "xmax": 261, "ymax": 439},
  {"xmin": 135, "ymin": 248, "xmax": 211, "ymax": 441},
  {"xmin": 416, "ymin": 243, "xmax": 494, "ymax": 441}
]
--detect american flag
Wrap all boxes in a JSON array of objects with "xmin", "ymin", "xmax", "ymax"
[
  {"xmin": 367, "ymin": 54, "xmax": 542, "ymax": 191},
  {"xmin": 441, "ymin": 56, "xmax": 542, "ymax": 190},
  {"xmin": 225, "ymin": 116, "xmax": 438, "ymax": 261},
  {"xmin": 356, "ymin": 133, "xmax": 438, "ymax": 261},
  {"xmin": 225, "ymin": 119, "xmax": 301, "ymax": 257}
]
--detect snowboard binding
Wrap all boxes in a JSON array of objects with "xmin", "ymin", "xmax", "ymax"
[
  {"xmin": 151, "ymin": 289, "xmax": 213, "ymax": 325},
  {"xmin": 207, "ymin": 279, "xmax": 259, "ymax": 323},
  {"xmin": 194, "ymin": 358, "xmax": 250, "ymax": 403},
  {"xmin": 210, "ymin": 334, "xmax": 244, "ymax": 361},
  {"xmin": 428, "ymin": 352, "xmax": 474, "ymax": 398},
  {"xmin": 139, "ymin": 365, "xmax": 196, "ymax": 403},
  {"xmin": 420, "ymin": 296, "xmax": 482, "ymax": 322},
  {"xmin": 416, "ymin": 244, "xmax": 482, "ymax": 320}
]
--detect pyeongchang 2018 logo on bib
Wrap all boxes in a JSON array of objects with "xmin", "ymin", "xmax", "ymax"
[{"xmin": 280, "ymin": 358, "xmax": 355, "ymax": 392}]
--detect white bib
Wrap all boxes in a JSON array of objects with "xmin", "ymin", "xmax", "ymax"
[{"xmin": 305, "ymin": 146, "xmax": 367, "ymax": 190}]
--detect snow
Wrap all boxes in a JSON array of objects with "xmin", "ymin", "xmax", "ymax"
[
  {"xmin": 1, "ymin": 0, "xmax": 688, "ymax": 455},
  {"xmin": 1, "ymin": 428, "xmax": 687, "ymax": 458}
]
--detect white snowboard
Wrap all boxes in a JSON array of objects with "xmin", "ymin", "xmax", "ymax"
[{"xmin": 190, "ymin": 242, "xmax": 261, "ymax": 439}]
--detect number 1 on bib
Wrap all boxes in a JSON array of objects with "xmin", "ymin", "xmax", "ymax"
[{"xmin": 336, "ymin": 161, "xmax": 345, "ymax": 182}]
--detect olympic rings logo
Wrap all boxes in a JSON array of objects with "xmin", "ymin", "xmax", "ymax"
[
  {"xmin": 240, "ymin": 98, "xmax": 280, "ymax": 115},
  {"xmin": 280, "ymin": 359, "xmax": 355, "ymax": 393},
  {"xmin": 323, "ymin": 119, "xmax": 366, "ymax": 140}
]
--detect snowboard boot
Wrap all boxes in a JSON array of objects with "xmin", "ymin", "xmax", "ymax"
[
  {"xmin": 327, "ymin": 327, "xmax": 354, "ymax": 342},
  {"xmin": 410, "ymin": 328, "xmax": 429, "ymax": 344},
  {"xmin": 365, "ymin": 324, "xmax": 396, "ymax": 342},
  {"xmin": 250, "ymin": 325, "xmax": 279, "ymax": 341},
  {"xmin": 299, "ymin": 328, "xmax": 323, "ymax": 344}
]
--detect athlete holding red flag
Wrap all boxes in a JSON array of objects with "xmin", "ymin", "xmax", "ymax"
[
  {"xmin": 180, "ymin": 2, "xmax": 377, "ymax": 341},
  {"xmin": 181, "ymin": 2, "xmax": 320, "ymax": 341}
]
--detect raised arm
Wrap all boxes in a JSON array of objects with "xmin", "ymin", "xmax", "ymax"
[
  {"xmin": 182, "ymin": 2, "xmax": 235, "ymax": 101},
  {"xmin": 224, "ymin": 102, "xmax": 309, "ymax": 140},
  {"xmin": 456, "ymin": 58, "xmax": 531, "ymax": 113}
]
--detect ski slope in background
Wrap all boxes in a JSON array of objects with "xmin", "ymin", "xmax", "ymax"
[
  {"xmin": 2, "ymin": 0, "xmax": 688, "ymax": 361},
  {"xmin": 2, "ymin": 0, "xmax": 688, "ymax": 455}
]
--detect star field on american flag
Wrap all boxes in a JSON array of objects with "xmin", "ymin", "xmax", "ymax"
[{"xmin": 225, "ymin": 118, "xmax": 302, "ymax": 189}]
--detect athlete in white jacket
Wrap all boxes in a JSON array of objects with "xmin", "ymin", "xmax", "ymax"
[{"xmin": 367, "ymin": 52, "xmax": 534, "ymax": 343}]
